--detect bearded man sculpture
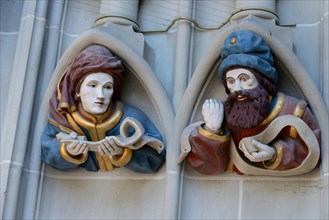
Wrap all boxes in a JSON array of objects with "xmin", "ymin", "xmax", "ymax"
[
  {"xmin": 41, "ymin": 44, "xmax": 165, "ymax": 173},
  {"xmin": 178, "ymin": 29, "xmax": 320, "ymax": 176}
]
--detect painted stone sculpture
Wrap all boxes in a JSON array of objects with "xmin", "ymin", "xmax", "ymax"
[
  {"xmin": 41, "ymin": 45, "xmax": 165, "ymax": 173},
  {"xmin": 178, "ymin": 29, "xmax": 320, "ymax": 176}
]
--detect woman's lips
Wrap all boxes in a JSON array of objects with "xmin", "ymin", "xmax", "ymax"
[{"xmin": 95, "ymin": 101, "xmax": 104, "ymax": 105}]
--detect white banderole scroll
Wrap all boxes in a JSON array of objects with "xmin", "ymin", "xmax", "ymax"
[
  {"xmin": 232, "ymin": 114, "xmax": 320, "ymax": 176},
  {"xmin": 58, "ymin": 117, "xmax": 164, "ymax": 154}
]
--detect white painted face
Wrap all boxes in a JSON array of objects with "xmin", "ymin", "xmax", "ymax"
[
  {"xmin": 225, "ymin": 68, "xmax": 258, "ymax": 101},
  {"xmin": 79, "ymin": 72, "xmax": 114, "ymax": 115}
]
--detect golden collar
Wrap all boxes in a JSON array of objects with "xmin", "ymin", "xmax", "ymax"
[
  {"xmin": 259, "ymin": 92, "xmax": 286, "ymax": 126},
  {"xmin": 69, "ymin": 102, "xmax": 124, "ymax": 141}
]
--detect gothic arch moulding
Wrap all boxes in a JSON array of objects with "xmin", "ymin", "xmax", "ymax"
[
  {"xmin": 25, "ymin": 26, "xmax": 175, "ymax": 219},
  {"xmin": 176, "ymin": 21, "xmax": 328, "ymax": 219},
  {"xmin": 177, "ymin": 22, "xmax": 328, "ymax": 176}
]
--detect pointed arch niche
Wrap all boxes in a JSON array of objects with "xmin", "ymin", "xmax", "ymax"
[
  {"xmin": 177, "ymin": 23, "xmax": 328, "ymax": 219},
  {"xmin": 27, "ymin": 27, "xmax": 175, "ymax": 219}
]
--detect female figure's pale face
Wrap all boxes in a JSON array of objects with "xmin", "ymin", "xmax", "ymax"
[{"xmin": 79, "ymin": 72, "xmax": 114, "ymax": 115}]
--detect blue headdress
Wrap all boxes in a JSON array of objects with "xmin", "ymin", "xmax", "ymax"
[{"xmin": 218, "ymin": 29, "xmax": 278, "ymax": 85}]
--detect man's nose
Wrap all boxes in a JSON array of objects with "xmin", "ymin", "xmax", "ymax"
[{"xmin": 234, "ymin": 80, "xmax": 243, "ymax": 92}]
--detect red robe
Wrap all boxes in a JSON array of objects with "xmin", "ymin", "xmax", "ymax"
[{"xmin": 186, "ymin": 93, "xmax": 321, "ymax": 175}]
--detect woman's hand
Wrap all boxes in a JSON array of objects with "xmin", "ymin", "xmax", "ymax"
[
  {"xmin": 66, "ymin": 141, "xmax": 88, "ymax": 156},
  {"xmin": 98, "ymin": 136, "xmax": 123, "ymax": 156}
]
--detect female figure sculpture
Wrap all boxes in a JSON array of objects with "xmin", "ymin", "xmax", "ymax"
[{"xmin": 41, "ymin": 44, "xmax": 165, "ymax": 173}]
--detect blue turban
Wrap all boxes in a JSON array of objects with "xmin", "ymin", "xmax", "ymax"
[{"xmin": 218, "ymin": 29, "xmax": 278, "ymax": 85}]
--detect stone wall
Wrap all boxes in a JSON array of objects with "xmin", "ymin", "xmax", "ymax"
[{"xmin": 1, "ymin": 0, "xmax": 328, "ymax": 219}]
